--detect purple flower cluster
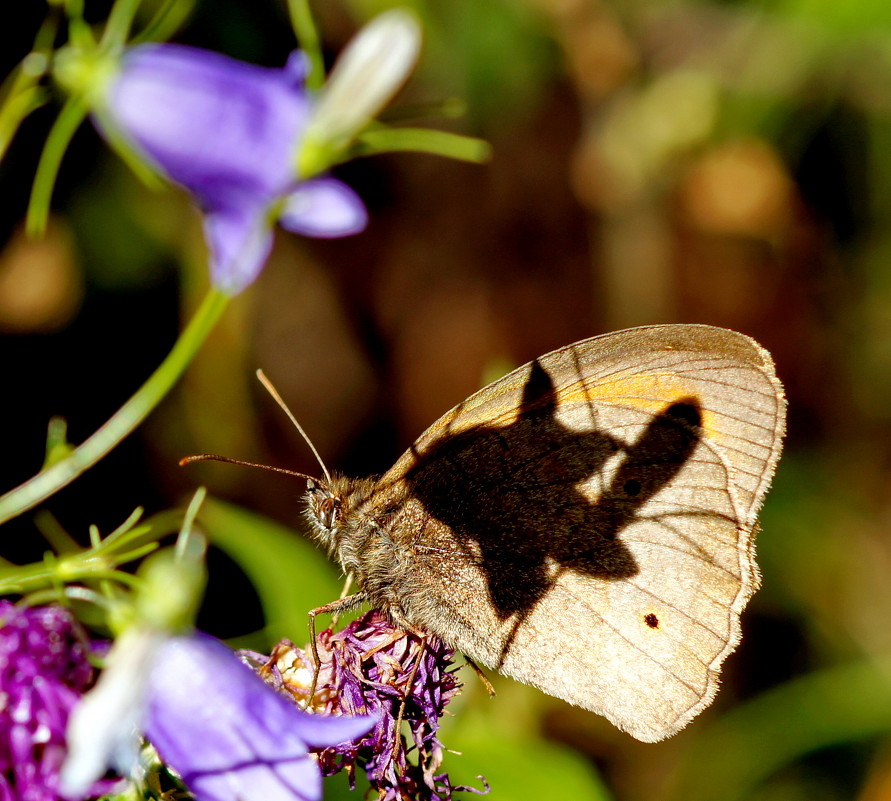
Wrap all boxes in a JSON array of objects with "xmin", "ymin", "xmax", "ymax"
[
  {"xmin": 0, "ymin": 601, "xmax": 115, "ymax": 801},
  {"xmin": 246, "ymin": 611, "xmax": 486, "ymax": 801}
]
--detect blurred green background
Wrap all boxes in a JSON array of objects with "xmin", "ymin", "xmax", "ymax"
[{"xmin": 4, "ymin": 0, "xmax": 891, "ymax": 799}]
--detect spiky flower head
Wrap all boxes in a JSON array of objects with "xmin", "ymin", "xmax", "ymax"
[
  {"xmin": 0, "ymin": 601, "xmax": 118, "ymax": 801},
  {"xmin": 244, "ymin": 610, "xmax": 488, "ymax": 801}
]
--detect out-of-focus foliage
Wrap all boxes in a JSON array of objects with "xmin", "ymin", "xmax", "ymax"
[{"xmin": 3, "ymin": 0, "xmax": 891, "ymax": 799}]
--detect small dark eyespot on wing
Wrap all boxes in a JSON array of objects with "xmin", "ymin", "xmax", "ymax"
[{"xmin": 623, "ymin": 479, "xmax": 641, "ymax": 497}]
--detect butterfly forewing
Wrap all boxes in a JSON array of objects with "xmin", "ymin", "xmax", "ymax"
[{"xmin": 369, "ymin": 324, "xmax": 785, "ymax": 742}]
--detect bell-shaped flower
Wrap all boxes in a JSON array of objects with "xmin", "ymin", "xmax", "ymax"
[
  {"xmin": 146, "ymin": 632, "xmax": 378, "ymax": 801},
  {"xmin": 96, "ymin": 44, "xmax": 368, "ymax": 293},
  {"xmin": 61, "ymin": 544, "xmax": 377, "ymax": 801},
  {"xmin": 61, "ymin": 629, "xmax": 378, "ymax": 801}
]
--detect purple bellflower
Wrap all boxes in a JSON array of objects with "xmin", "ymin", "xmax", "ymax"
[
  {"xmin": 61, "ymin": 628, "xmax": 378, "ymax": 801},
  {"xmin": 60, "ymin": 625, "xmax": 166, "ymax": 797},
  {"xmin": 0, "ymin": 601, "xmax": 118, "ymax": 801},
  {"xmin": 99, "ymin": 44, "xmax": 368, "ymax": 293},
  {"xmin": 145, "ymin": 633, "xmax": 378, "ymax": 801},
  {"xmin": 245, "ymin": 611, "xmax": 487, "ymax": 801}
]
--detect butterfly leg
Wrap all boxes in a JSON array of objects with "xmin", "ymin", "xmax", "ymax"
[
  {"xmin": 307, "ymin": 592, "xmax": 368, "ymax": 702},
  {"xmin": 360, "ymin": 627, "xmax": 411, "ymax": 660},
  {"xmin": 463, "ymin": 654, "xmax": 496, "ymax": 698},
  {"xmin": 382, "ymin": 609, "xmax": 430, "ymax": 752},
  {"xmin": 389, "ymin": 631, "xmax": 429, "ymax": 765}
]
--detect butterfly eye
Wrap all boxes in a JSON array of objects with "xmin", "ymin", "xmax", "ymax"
[{"xmin": 318, "ymin": 496, "xmax": 342, "ymax": 529}]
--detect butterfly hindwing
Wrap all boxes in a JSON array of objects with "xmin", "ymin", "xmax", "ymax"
[{"xmin": 374, "ymin": 324, "xmax": 785, "ymax": 741}]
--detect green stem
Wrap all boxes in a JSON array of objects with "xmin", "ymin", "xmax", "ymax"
[
  {"xmin": 0, "ymin": 288, "xmax": 230, "ymax": 526},
  {"xmin": 100, "ymin": 0, "xmax": 143, "ymax": 48},
  {"xmin": 131, "ymin": 0, "xmax": 198, "ymax": 44},
  {"xmin": 354, "ymin": 127, "xmax": 492, "ymax": 163},
  {"xmin": 286, "ymin": 0, "xmax": 325, "ymax": 91},
  {"xmin": 0, "ymin": 12, "xmax": 58, "ymax": 164},
  {"xmin": 26, "ymin": 95, "xmax": 88, "ymax": 237}
]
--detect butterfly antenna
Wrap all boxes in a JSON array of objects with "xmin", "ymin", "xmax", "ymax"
[
  {"xmin": 178, "ymin": 453, "xmax": 316, "ymax": 482},
  {"xmin": 256, "ymin": 369, "xmax": 332, "ymax": 483}
]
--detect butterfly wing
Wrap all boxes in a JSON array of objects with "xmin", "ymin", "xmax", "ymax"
[{"xmin": 375, "ymin": 324, "xmax": 785, "ymax": 742}]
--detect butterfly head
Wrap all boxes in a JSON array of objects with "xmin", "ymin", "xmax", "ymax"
[
  {"xmin": 302, "ymin": 474, "xmax": 380, "ymax": 580},
  {"xmin": 304, "ymin": 478, "xmax": 344, "ymax": 543}
]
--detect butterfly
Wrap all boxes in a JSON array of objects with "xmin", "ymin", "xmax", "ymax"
[{"xmin": 294, "ymin": 323, "xmax": 786, "ymax": 742}]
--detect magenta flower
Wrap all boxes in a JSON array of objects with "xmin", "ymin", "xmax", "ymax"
[
  {"xmin": 144, "ymin": 632, "xmax": 378, "ymax": 801},
  {"xmin": 0, "ymin": 601, "xmax": 117, "ymax": 801},
  {"xmin": 246, "ymin": 611, "xmax": 487, "ymax": 801},
  {"xmin": 99, "ymin": 44, "xmax": 367, "ymax": 293}
]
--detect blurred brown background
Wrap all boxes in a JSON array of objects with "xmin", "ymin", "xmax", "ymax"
[{"xmin": 3, "ymin": 1, "xmax": 891, "ymax": 799}]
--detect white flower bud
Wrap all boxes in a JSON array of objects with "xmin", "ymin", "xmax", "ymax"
[{"xmin": 302, "ymin": 9, "xmax": 421, "ymax": 159}]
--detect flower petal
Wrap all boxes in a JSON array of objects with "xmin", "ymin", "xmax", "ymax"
[
  {"xmin": 297, "ymin": 709, "xmax": 390, "ymax": 750},
  {"xmin": 204, "ymin": 207, "xmax": 275, "ymax": 294},
  {"xmin": 106, "ymin": 45, "xmax": 311, "ymax": 204},
  {"xmin": 189, "ymin": 758, "xmax": 319, "ymax": 801},
  {"xmin": 60, "ymin": 627, "xmax": 165, "ymax": 798},
  {"xmin": 145, "ymin": 634, "xmax": 377, "ymax": 801},
  {"xmin": 278, "ymin": 179, "xmax": 367, "ymax": 238}
]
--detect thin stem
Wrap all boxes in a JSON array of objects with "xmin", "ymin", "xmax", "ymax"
[
  {"xmin": 65, "ymin": 0, "xmax": 95, "ymax": 51},
  {"xmin": 26, "ymin": 95, "xmax": 88, "ymax": 237},
  {"xmin": 91, "ymin": 506, "xmax": 144, "ymax": 550},
  {"xmin": 0, "ymin": 560, "xmax": 144, "ymax": 595},
  {"xmin": 0, "ymin": 288, "xmax": 230, "ymax": 526},
  {"xmin": 175, "ymin": 486, "xmax": 206, "ymax": 561},
  {"xmin": 107, "ymin": 542, "xmax": 161, "ymax": 565},
  {"xmin": 100, "ymin": 0, "xmax": 143, "ymax": 48},
  {"xmin": 94, "ymin": 508, "xmax": 184, "ymax": 555},
  {"xmin": 286, "ymin": 0, "xmax": 325, "ymax": 91},
  {"xmin": 354, "ymin": 127, "xmax": 492, "ymax": 163},
  {"xmin": 131, "ymin": 0, "xmax": 198, "ymax": 44},
  {"xmin": 0, "ymin": 7, "xmax": 58, "ymax": 164},
  {"xmin": 34, "ymin": 510, "xmax": 81, "ymax": 554}
]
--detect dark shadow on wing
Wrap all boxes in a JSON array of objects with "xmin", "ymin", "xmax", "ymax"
[{"xmin": 404, "ymin": 359, "xmax": 702, "ymax": 664}]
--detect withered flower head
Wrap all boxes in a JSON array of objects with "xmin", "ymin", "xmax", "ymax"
[{"xmin": 244, "ymin": 611, "xmax": 488, "ymax": 801}]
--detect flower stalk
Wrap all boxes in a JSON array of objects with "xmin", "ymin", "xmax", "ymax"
[
  {"xmin": 286, "ymin": 0, "xmax": 324, "ymax": 91},
  {"xmin": 0, "ymin": 288, "xmax": 229, "ymax": 526}
]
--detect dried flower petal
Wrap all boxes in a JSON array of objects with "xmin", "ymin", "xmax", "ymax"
[{"xmin": 247, "ymin": 611, "xmax": 487, "ymax": 801}]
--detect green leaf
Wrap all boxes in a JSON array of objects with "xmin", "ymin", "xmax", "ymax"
[
  {"xmin": 442, "ymin": 681, "xmax": 615, "ymax": 801},
  {"xmin": 668, "ymin": 658, "xmax": 891, "ymax": 801}
]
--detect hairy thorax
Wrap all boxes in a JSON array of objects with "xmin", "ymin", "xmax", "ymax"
[{"xmin": 303, "ymin": 473, "xmax": 416, "ymax": 624}]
